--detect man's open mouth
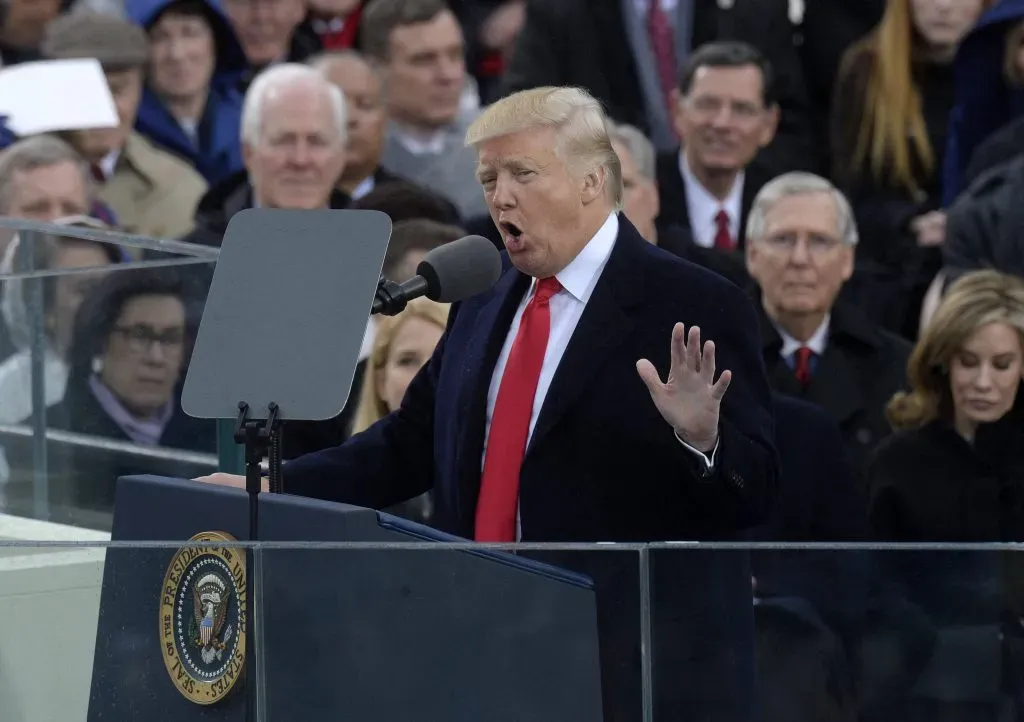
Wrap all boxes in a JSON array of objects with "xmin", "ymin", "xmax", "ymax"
[{"xmin": 500, "ymin": 221, "xmax": 523, "ymax": 238}]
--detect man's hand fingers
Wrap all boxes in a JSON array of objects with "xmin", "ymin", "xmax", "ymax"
[
  {"xmin": 636, "ymin": 359, "xmax": 663, "ymax": 394},
  {"xmin": 670, "ymin": 323, "xmax": 685, "ymax": 370},
  {"xmin": 711, "ymin": 369, "xmax": 733, "ymax": 401},
  {"xmin": 686, "ymin": 325, "xmax": 701, "ymax": 372},
  {"xmin": 701, "ymin": 340, "xmax": 716, "ymax": 384}
]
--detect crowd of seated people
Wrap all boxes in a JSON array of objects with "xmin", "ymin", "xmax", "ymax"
[{"xmin": 0, "ymin": 0, "xmax": 1023, "ymax": 719}]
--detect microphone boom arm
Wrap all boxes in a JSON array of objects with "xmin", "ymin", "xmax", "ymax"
[{"xmin": 372, "ymin": 276, "xmax": 408, "ymax": 316}]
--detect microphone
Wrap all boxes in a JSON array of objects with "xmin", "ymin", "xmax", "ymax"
[{"xmin": 371, "ymin": 235, "xmax": 502, "ymax": 316}]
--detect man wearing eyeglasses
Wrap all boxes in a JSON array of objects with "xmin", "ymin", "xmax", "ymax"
[
  {"xmin": 744, "ymin": 171, "xmax": 911, "ymax": 476},
  {"xmin": 653, "ymin": 42, "xmax": 783, "ymax": 259}
]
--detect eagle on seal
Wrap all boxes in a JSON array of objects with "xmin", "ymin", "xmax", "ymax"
[{"xmin": 193, "ymin": 573, "xmax": 231, "ymax": 650}]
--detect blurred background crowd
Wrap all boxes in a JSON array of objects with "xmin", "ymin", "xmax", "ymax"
[{"xmin": 1, "ymin": 0, "xmax": 1024, "ymax": 719}]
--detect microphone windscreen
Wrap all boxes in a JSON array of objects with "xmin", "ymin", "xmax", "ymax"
[{"xmin": 417, "ymin": 235, "xmax": 502, "ymax": 303}]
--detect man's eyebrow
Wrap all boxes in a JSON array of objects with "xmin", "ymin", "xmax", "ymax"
[{"xmin": 476, "ymin": 158, "xmax": 538, "ymax": 179}]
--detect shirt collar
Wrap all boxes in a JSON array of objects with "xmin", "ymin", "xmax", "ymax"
[
  {"xmin": 548, "ymin": 212, "xmax": 619, "ymax": 303},
  {"xmin": 775, "ymin": 314, "xmax": 831, "ymax": 358},
  {"xmin": 350, "ymin": 174, "xmax": 375, "ymax": 200},
  {"xmin": 678, "ymin": 150, "xmax": 744, "ymax": 222},
  {"xmin": 98, "ymin": 148, "xmax": 121, "ymax": 181}
]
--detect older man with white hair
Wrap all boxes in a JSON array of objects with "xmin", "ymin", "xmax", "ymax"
[
  {"xmin": 203, "ymin": 84, "xmax": 775, "ymax": 721},
  {"xmin": 744, "ymin": 171, "xmax": 911, "ymax": 472},
  {"xmin": 183, "ymin": 63, "xmax": 350, "ymax": 247}
]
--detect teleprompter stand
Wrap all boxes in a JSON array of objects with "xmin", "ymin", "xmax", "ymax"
[
  {"xmin": 233, "ymin": 400, "xmax": 281, "ymax": 721},
  {"xmin": 180, "ymin": 208, "xmax": 393, "ymax": 718}
]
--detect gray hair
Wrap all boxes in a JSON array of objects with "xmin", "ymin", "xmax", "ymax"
[
  {"xmin": 0, "ymin": 135, "xmax": 92, "ymax": 214},
  {"xmin": 609, "ymin": 122, "xmax": 656, "ymax": 182},
  {"xmin": 745, "ymin": 172, "xmax": 858, "ymax": 246},
  {"xmin": 240, "ymin": 63, "xmax": 348, "ymax": 147}
]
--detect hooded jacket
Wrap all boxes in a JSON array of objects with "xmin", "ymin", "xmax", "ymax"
[
  {"xmin": 127, "ymin": 0, "xmax": 247, "ymax": 186},
  {"xmin": 942, "ymin": 0, "xmax": 1024, "ymax": 204}
]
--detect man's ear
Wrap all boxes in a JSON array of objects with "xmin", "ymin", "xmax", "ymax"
[
  {"xmin": 744, "ymin": 239, "xmax": 759, "ymax": 276},
  {"xmin": 580, "ymin": 166, "xmax": 605, "ymax": 204}
]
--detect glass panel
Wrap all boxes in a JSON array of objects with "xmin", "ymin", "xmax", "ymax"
[
  {"xmin": 5, "ymin": 531, "xmax": 1019, "ymax": 722},
  {"xmin": 0, "ymin": 539, "xmax": 258, "ymax": 720},
  {"xmin": 648, "ymin": 543, "xmax": 1024, "ymax": 722},
  {"xmin": 0, "ymin": 218, "xmax": 219, "ymax": 532},
  {"xmin": 254, "ymin": 541, "xmax": 647, "ymax": 722}
]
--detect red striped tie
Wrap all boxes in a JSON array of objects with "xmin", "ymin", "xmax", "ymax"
[
  {"xmin": 647, "ymin": 0, "xmax": 678, "ymax": 118},
  {"xmin": 794, "ymin": 347, "xmax": 814, "ymax": 386},
  {"xmin": 714, "ymin": 210, "xmax": 735, "ymax": 251},
  {"xmin": 475, "ymin": 277, "xmax": 561, "ymax": 542}
]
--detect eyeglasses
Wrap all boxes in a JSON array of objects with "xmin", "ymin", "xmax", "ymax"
[
  {"xmin": 113, "ymin": 325, "xmax": 185, "ymax": 354},
  {"xmin": 759, "ymin": 233, "xmax": 844, "ymax": 258},
  {"xmin": 686, "ymin": 96, "xmax": 764, "ymax": 122}
]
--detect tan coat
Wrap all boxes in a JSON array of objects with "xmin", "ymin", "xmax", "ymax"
[{"xmin": 98, "ymin": 132, "xmax": 207, "ymax": 242}]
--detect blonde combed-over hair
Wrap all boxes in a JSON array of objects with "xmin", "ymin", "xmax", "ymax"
[{"xmin": 464, "ymin": 86, "xmax": 623, "ymax": 208}]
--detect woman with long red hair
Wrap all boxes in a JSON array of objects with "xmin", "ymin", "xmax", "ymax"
[{"xmin": 830, "ymin": 0, "xmax": 989, "ymax": 339}]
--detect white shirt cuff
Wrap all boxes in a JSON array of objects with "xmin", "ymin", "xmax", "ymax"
[{"xmin": 674, "ymin": 430, "xmax": 719, "ymax": 469}]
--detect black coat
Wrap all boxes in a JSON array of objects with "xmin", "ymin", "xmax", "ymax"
[
  {"xmin": 830, "ymin": 52, "xmax": 954, "ymax": 337},
  {"xmin": 756, "ymin": 301, "xmax": 911, "ymax": 478},
  {"xmin": 796, "ymin": 0, "xmax": 885, "ymax": 162},
  {"xmin": 657, "ymin": 223, "xmax": 750, "ymax": 289},
  {"xmin": 655, "ymin": 149, "xmax": 775, "ymax": 251},
  {"xmin": 502, "ymin": 0, "xmax": 817, "ymax": 175},
  {"xmin": 284, "ymin": 215, "xmax": 778, "ymax": 721},
  {"xmin": 944, "ymin": 153, "xmax": 1024, "ymax": 283},
  {"xmin": 867, "ymin": 399, "xmax": 1024, "ymax": 712},
  {"xmin": 45, "ymin": 383, "xmax": 216, "ymax": 512}
]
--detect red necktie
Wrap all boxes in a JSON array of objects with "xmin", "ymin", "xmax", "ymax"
[
  {"xmin": 647, "ymin": 0, "xmax": 678, "ymax": 119},
  {"xmin": 794, "ymin": 346, "xmax": 814, "ymax": 386},
  {"xmin": 314, "ymin": 6, "xmax": 361, "ymax": 50},
  {"xmin": 713, "ymin": 209, "xmax": 735, "ymax": 251},
  {"xmin": 475, "ymin": 277, "xmax": 561, "ymax": 542}
]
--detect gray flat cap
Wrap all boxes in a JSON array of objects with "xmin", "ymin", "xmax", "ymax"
[{"xmin": 41, "ymin": 11, "xmax": 149, "ymax": 70}]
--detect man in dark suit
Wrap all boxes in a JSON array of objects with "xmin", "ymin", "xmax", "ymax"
[
  {"xmin": 502, "ymin": 0, "xmax": 815, "ymax": 172},
  {"xmin": 609, "ymin": 119, "xmax": 749, "ymax": 288},
  {"xmin": 656, "ymin": 42, "xmax": 779, "ymax": 255},
  {"xmin": 203, "ymin": 85, "xmax": 777, "ymax": 720},
  {"xmin": 744, "ymin": 170, "xmax": 910, "ymax": 477}
]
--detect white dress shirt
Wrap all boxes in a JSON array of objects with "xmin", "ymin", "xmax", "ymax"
[
  {"xmin": 350, "ymin": 174, "xmax": 375, "ymax": 201},
  {"xmin": 679, "ymin": 151, "xmax": 744, "ymax": 248},
  {"xmin": 98, "ymin": 148, "xmax": 121, "ymax": 181},
  {"xmin": 774, "ymin": 315, "xmax": 830, "ymax": 361},
  {"xmin": 482, "ymin": 213, "xmax": 716, "ymax": 539}
]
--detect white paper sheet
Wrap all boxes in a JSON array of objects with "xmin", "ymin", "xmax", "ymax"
[{"xmin": 0, "ymin": 58, "xmax": 119, "ymax": 136}]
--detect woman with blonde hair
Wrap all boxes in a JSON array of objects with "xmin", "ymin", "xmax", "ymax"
[
  {"xmin": 868, "ymin": 269, "xmax": 1024, "ymax": 721},
  {"xmin": 351, "ymin": 297, "xmax": 449, "ymax": 524},
  {"xmin": 830, "ymin": 0, "xmax": 989, "ymax": 338}
]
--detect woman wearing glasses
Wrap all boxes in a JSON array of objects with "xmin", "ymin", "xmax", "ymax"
[{"xmin": 49, "ymin": 267, "xmax": 214, "ymax": 512}]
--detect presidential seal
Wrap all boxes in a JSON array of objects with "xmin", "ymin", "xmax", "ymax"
[{"xmin": 159, "ymin": 531, "xmax": 246, "ymax": 705}]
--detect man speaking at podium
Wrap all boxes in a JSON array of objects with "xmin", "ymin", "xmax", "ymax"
[{"xmin": 202, "ymin": 86, "xmax": 777, "ymax": 718}]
